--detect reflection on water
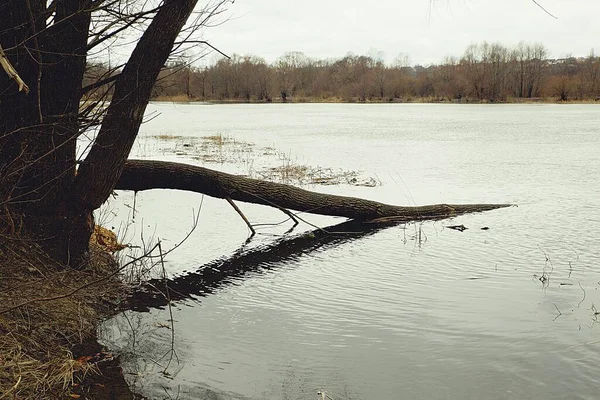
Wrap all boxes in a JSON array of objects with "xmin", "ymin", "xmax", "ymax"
[
  {"xmin": 125, "ymin": 219, "xmax": 387, "ymax": 312},
  {"xmin": 101, "ymin": 104, "xmax": 600, "ymax": 400}
]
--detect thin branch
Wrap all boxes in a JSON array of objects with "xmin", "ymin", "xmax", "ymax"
[
  {"xmin": 553, "ymin": 303, "xmax": 562, "ymax": 321},
  {"xmin": 142, "ymin": 203, "xmax": 203, "ymax": 260},
  {"xmin": 226, "ymin": 196, "xmax": 256, "ymax": 236},
  {"xmin": 80, "ymin": 72, "xmax": 121, "ymax": 94},
  {"xmin": 87, "ymin": 5, "xmax": 163, "ymax": 51},
  {"xmin": 158, "ymin": 240, "xmax": 179, "ymax": 374},
  {"xmin": 532, "ymin": 0, "xmax": 558, "ymax": 19},
  {"xmin": 278, "ymin": 207, "xmax": 299, "ymax": 227},
  {"xmin": 25, "ymin": 0, "xmax": 43, "ymax": 122},
  {"xmin": 173, "ymin": 40, "xmax": 230, "ymax": 59},
  {"xmin": 578, "ymin": 281, "xmax": 586, "ymax": 308}
]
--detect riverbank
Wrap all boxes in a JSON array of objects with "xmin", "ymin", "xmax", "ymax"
[
  {"xmin": 150, "ymin": 95, "xmax": 600, "ymax": 104},
  {"xmin": 0, "ymin": 228, "xmax": 135, "ymax": 399}
]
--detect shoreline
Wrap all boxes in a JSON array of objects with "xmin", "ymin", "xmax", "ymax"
[
  {"xmin": 0, "ymin": 228, "xmax": 137, "ymax": 399},
  {"xmin": 149, "ymin": 96, "xmax": 600, "ymax": 105}
]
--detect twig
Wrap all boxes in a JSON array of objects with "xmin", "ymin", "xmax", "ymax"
[
  {"xmin": 532, "ymin": 0, "xmax": 558, "ymax": 19},
  {"xmin": 316, "ymin": 390, "xmax": 337, "ymax": 400},
  {"xmin": 25, "ymin": 0, "xmax": 42, "ymax": 122},
  {"xmin": 80, "ymin": 72, "xmax": 121, "ymax": 95},
  {"xmin": 158, "ymin": 240, "xmax": 178, "ymax": 374},
  {"xmin": 226, "ymin": 196, "xmax": 255, "ymax": 236},
  {"xmin": 538, "ymin": 245, "xmax": 553, "ymax": 287},
  {"xmin": 578, "ymin": 281, "xmax": 586, "ymax": 308},
  {"xmin": 1, "ymin": 375, "xmax": 22, "ymax": 398},
  {"xmin": 173, "ymin": 40, "xmax": 231, "ymax": 59},
  {"xmin": 278, "ymin": 207, "xmax": 299, "ymax": 228},
  {"xmin": 239, "ymin": 188, "xmax": 330, "ymax": 234},
  {"xmin": 553, "ymin": 303, "xmax": 562, "ymax": 321},
  {"xmin": 132, "ymin": 190, "xmax": 138, "ymax": 221},
  {"xmin": 142, "ymin": 201, "xmax": 203, "ymax": 260}
]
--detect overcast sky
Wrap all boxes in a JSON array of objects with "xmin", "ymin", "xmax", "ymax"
[{"xmin": 200, "ymin": 0, "xmax": 600, "ymax": 65}]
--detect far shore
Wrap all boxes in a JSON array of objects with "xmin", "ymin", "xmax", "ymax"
[{"xmin": 148, "ymin": 95, "xmax": 600, "ymax": 105}]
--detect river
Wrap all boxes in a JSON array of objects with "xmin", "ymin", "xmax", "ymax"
[{"xmin": 99, "ymin": 103, "xmax": 600, "ymax": 400}]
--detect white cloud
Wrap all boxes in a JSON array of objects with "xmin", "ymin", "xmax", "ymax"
[{"xmin": 202, "ymin": 0, "xmax": 599, "ymax": 65}]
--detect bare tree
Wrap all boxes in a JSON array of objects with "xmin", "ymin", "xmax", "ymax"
[
  {"xmin": 461, "ymin": 43, "xmax": 487, "ymax": 100},
  {"xmin": 583, "ymin": 49, "xmax": 600, "ymax": 98},
  {"xmin": 1, "ymin": 3, "xmax": 509, "ymax": 269},
  {"xmin": 549, "ymin": 56, "xmax": 576, "ymax": 101},
  {"xmin": 274, "ymin": 51, "xmax": 309, "ymax": 101},
  {"xmin": 0, "ymin": 0, "xmax": 232, "ymax": 265}
]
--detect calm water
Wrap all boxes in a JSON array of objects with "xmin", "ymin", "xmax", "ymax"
[{"xmin": 100, "ymin": 104, "xmax": 600, "ymax": 400}]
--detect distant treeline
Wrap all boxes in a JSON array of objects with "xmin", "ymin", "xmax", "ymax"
[{"xmin": 84, "ymin": 42, "xmax": 600, "ymax": 103}]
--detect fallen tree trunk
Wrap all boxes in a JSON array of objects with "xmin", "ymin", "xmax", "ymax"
[{"xmin": 115, "ymin": 159, "xmax": 511, "ymax": 222}]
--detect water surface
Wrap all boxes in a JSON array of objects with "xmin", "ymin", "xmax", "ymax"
[{"xmin": 101, "ymin": 104, "xmax": 600, "ymax": 400}]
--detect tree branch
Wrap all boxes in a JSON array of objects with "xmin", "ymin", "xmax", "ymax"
[
  {"xmin": 115, "ymin": 159, "xmax": 513, "ymax": 222},
  {"xmin": 74, "ymin": 0, "xmax": 202, "ymax": 210},
  {"xmin": 226, "ymin": 196, "xmax": 256, "ymax": 236},
  {"xmin": 532, "ymin": 0, "xmax": 558, "ymax": 19}
]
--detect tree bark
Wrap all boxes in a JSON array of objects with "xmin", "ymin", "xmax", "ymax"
[
  {"xmin": 0, "ymin": 1, "xmax": 92, "ymax": 264},
  {"xmin": 116, "ymin": 159, "xmax": 511, "ymax": 223},
  {"xmin": 74, "ymin": 0, "xmax": 198, "ymax": 211}
]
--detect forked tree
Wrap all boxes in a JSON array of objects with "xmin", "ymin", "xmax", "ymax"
[
  {"xmin": 0, "ymin": 0, "xmax": 228, "ymax": 265},
  {"xmin": 0, "ymin": 0, "xmax": 509, "ymax": 268}
]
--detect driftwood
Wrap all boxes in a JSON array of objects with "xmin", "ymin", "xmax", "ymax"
[{"xmin": 116, "ymin": 159, "xmax": 511, "ymax": 224}]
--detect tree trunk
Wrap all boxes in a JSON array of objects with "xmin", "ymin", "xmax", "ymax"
[
  {"xmin": 0, "ymin": 1, "xmax": 91, "ymax": 264},
  {"xmin": 67, "ymin": 0, "xmax": 198, "ymax": 265},
  {"xmin": 1, "ymin": 1, "xmax": 201, "ymax": 267},
  {"xmin": 116, "ymin": 160, "xmax": 511, "ymax": 222}
]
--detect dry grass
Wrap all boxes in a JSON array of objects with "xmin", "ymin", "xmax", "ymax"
[
  {"xmin": 260, "ymin": 163, "xmax": 379, "ymax": 187},
  {"xmin": 0, "ymin": 229, "xmax": 129, "ymax": 399},
  {"xmin": 152, "ymin": 134, "xmax": 182, "ymax": 140},
  {"xmin": 152, "ymin": 94, "xmax": 192, "ymax": 102},
  {"xmin": 150, "ymin": 134, "xmax": 380, "ymax": 187},
  {"xmin": 202, "ymin": 133, "xmax": 227, "ymax": 146}
]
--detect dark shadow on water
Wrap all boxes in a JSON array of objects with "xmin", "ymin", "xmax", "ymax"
[{"xmin": 125, "ymin": 219, "xmax": 392, "ymax": 312}]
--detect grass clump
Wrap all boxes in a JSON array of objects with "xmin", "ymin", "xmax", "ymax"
[
  {"xmin": 202, "ymin": 133, "xmax": 234, "ymax": 147},
  {"xmin": 153, "ymin": 134, "xmax": 182, "ymax": 140},
  {"xmin": 150, "ymin": 134, "xmax": 380, "ymax": 187}
]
